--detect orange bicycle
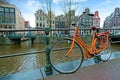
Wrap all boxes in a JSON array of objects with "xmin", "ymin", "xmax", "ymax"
[{"xmin": 50, "ymin": 25, "xmax": 112, "ymax": 74}]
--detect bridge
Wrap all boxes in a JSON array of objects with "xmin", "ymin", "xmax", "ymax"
[
  {"xmin": 110, "ymin": 35, "xmax": 120, "ymax": 43},
  {"xmin": 0, "ymin": 33, "xmax": 37, "ymax": 44},
  {"xmin": 0, "ymin": 28, "xmax": 120, "ymax": 44}
]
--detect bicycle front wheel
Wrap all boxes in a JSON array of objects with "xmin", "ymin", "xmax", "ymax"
[
  {"xmin": 50, "ymin": 38, "xmax": 83, "ymax": 74},
  {"xmin": 96, "ymin": 35, "xmax": 112, "ymax": 62}
]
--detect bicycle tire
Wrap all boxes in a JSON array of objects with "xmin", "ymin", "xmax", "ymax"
[
  {"xmin": 96, "ymin": 35, "xmax": 112, "ymax": 62},
  {"xmin": 50, "ymin": 38, "xmax": 83, "ymax": 74}
]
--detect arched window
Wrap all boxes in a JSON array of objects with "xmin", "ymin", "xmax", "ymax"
[
  {"xmin": 40, "ymin": 23, "xmax": 42, "ymax": 27},
  {"xmin": 36, "ymin": 23, "xmax": 38, "ymax": 27}
]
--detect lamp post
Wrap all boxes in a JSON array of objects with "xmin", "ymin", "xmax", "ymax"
[{"xmin": 44, "ymin": 27, "xmax": 53, "ymax": 75}]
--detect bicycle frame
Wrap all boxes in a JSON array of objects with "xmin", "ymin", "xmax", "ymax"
[{"xmin": 66, "ymin": 26, "xmax": 109, "ymax": 58}]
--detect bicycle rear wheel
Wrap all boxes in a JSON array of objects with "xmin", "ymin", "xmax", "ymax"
[
  {"xmin": 50, "ymin": 38, "xmax": 83, "ymax": 74},
  {"xmin": 96, "ymin": 35, "xmax": 112, "ymax": 62}
]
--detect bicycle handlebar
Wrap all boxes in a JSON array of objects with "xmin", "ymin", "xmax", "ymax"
[{"xmin": 72, "ymin": 22, "xmax": 86, "ymax": 27}]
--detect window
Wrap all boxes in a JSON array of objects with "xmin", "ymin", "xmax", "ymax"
[
  {"xmin": 40, "ymin": 16, "xmax": 42, "ymax": 20},
  {"xmin": 2, "ymin": 19, "xmax": 5, "ymax": 23},
  {"xmin": 89, "ymin": 19, "xmax": 92, "ymax": 22},
  {"xmin": 10, "ymin": 8, "xmax": 15, "ymax": 12},
  {"xmin": 43, "ymin": 17, "xmax": 45, "ymax": 21},
  {"xmin": 53, "ymin": 21, "xmax": 54, "ymax": 24},
  {"xmin": 0, "ymin": 7, "xmax": 4, "ymax": 12},
  {"xmin": 40, "ymin": 23, "xmax": 42, "ymax": 27},
  {"xmin": 9, "ymin": 13, "xmax": 15, "ymax": 18},
  {"xmin": 115, "ymin": 12, "xmax": 118, "ymax": 15},
  {"xmin": 47, "ymin": 21, "xmax": 49, "ymax": 24},
  {"xmin": 5, "ymin": 19, "xmax": 10, "ymax": 23},
  {"xmin": 43, "ymin": 23, "xmax": 45, "ymax": 27},
  {"xmin": 0, "ymin": 12, "xmax": 4, "ymax": 18},
  {"xmin": 5, "ymin": 8, "xmax": 9, "ymax": 12},
  {"xmin": 113, "ymin": 18, "xmax": 116, "ymax": 22},
  {"xmin": 0, "ymin": 25, "xmax": 2, "ymax": 28},
  {"xmin": 89, "ymin": 23, "xmax": 92, "ymax": 25},
  {"xmin": 36, "ymin": 16, "xmax": 38, "ymax": 20},
  {"xmin": 114, "ymin": 23, "xmax": 116, "ymax": 26},
  {"xmin": 118, "ymin": 17, "xmax": 120, "ymax": 21},
  {"xmin": 5, "ymin": 13, "xmax": 9, "ymax": 18},
  {"xmin": 36, "ymin": 23, "xmax": 38, "ymax": 26},
  {"xmin": 12, "ymin": 19, "xmax": 16, "ymax": 23},
  {"xmin": 4, "ymin": 26, "xmax": 7, "ymax": 29},
  {"xmin": 82, "ymin": 19, "xmax": 85, "ymax": 22}
]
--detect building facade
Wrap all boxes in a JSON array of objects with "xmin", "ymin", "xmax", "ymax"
[
  {"xmin": 0, "ymin": 0, "xmax": 24, "ymax": 32},
  {"xmin": 56, "ymin": 10, "xmax": 75, "ymax": 36},
  {"xmin": 78, "ymin": 8, "xmax": 100, "ymax": 35},
  {"xmin": 92, "ymin": 11, "xmax": 100, "ymax": 28},
  {"xmin": 35, "ymin": 9, "xmax": 47, "ymax": 28},
  {"xmin": 35, "ymin": 9, "xmax": 55, "ymax": 28},
  {"xmin": 55, "ymin": 15, "xmax": 66, "ymax": 36},
  {"xmin": 103, "ymin": 7, "xmax": 120, "ymax": 34},
  {"xmin": 24, "ymin": 21, "xmax": 30, "ymax": 28},
  {"xmin": 78, "ymin": 8, "xmax": 94, "ymax": 28},
  {"xmin": 0, "ymin": 1, "xmax": 16, "ymax": 30},
  {"xmin": 15, "ymin": 7, "xmax": 24, "ymax": 30},
  {"xmin": 104, "ymin": 7, "xmax": 120, "ymax": 29},
  {"xmin": 78, "ymin": 8, "xmax": 94, "ymax": 35},
  {"xmin": 34, "ymin": 9, "xmax": 55, "ymax": 34}
]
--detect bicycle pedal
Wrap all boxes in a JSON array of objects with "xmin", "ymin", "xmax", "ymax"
[{"xmin": 93, "ymin": 54, "xmax": 99, "ymax": 57}]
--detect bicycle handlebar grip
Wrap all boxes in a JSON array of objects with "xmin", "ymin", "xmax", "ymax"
[{"xmin": 72, "ymin": 23, "xmax": 76, "ymax": 26}]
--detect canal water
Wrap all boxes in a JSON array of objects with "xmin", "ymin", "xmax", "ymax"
[
  {"xmin": 0, "ymin": 41, "xmax": 120, "ymax": 80},
  {"xmin": 0, "ymin": 41, "xmax": 46, "ymax": 76}
]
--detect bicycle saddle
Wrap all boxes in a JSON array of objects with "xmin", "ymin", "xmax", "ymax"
[{"xmin": 91, "ymin": 26, "xmax": 97, "ymax": 30}]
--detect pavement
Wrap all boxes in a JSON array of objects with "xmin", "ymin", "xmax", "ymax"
[{"xmin": 42, "ymin": 57, "xmax": 120, "ymax": 80}]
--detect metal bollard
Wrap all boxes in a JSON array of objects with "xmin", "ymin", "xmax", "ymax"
[{"xmin": 44, "ymin": 27, "xmax": 53, "ymax": 75}]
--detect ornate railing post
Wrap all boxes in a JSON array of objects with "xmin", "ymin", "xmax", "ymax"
[{"xmin": 44, "ymin": 27, "xmax": 53, "ymax": 75}]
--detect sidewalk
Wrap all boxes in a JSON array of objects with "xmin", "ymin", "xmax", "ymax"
[{"xmin": 43, "ymin": 57, "xmax": 120, "ymax": 80}]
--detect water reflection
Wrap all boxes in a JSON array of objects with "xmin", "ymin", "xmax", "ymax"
[
  {"xmin": 17, "ymin": 51, "xmax": 38, "ymax": 72},
  {"xmin": 0, "ymin": 68, "xmax": 44, "ymax": 80}
]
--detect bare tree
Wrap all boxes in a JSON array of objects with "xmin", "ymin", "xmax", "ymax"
[
  {"xmin": 61, "ymin": 0, "xmax": 80, "ymax": 35},
  {"xmin": 42, "ymin": 0, "xmax": 55, "ymax": 29}
]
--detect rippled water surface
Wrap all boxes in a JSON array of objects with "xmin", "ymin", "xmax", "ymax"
[
  {"xmin": 0, "ymin": 41, "xmax": 46, "ymax": 76},
  {"xmin": 0, "ymin": 41, "xmax": 120, "ymax": 78}
]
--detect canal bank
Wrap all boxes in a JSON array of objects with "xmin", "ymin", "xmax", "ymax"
[{"xmin": 44, "ymin": 57, "xmax": 120, "ymax": 80}]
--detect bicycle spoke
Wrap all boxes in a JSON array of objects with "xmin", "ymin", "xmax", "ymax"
[
  {"xmin": 96, "ymin": 35, "xmax": 112, "ymax": 61},
  {"xmin": 50, "ymin": 39, "xmax": 83, "ymax": 73}
]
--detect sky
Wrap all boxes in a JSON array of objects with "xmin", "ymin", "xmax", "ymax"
[{"xmin": 6, "ymin": 0, "xmax": 120, "ymax": 28}]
